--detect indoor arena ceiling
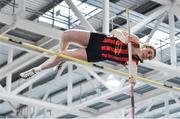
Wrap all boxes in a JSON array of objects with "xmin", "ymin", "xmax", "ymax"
[{"xmin": 0, "ymin": 0, "xmax": 179, "ymax": 118}]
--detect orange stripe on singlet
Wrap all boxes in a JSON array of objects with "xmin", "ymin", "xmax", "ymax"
[
  {"xmin": 100, "ymin": 46, "xmax": 128, "ymax": 54},
  {"xmin": 102, "ymin": 38, "xmax": 127, "ymax": 46}
]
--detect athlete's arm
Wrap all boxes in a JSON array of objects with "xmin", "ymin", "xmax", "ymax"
[
  {"xmin": 128, "ymin": 61, "xmax": 137, "ymax": 86},
  {"xmin": 111, "ymin": 29, "xmax": 139, "ymax": 44}
]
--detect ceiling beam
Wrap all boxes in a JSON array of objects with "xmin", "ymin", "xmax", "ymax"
[
  {"xmin": 64, "ymin": 0, "xmax": 96, "ymax": 32},
  {"xmin": 151, "ymin": 0, "xmax": 172, "ymax": 5},
  {"xmin": 0, "ymin": 13, "xmax": 62, "ymax": 40},
  {"xmin": 173, "ymin": 6, "xmax": 180, "ymax": 21},
  {"xmin": 97, "ymin": 90, "xmax": 166, "ymax": 117},
  {"xmin": 0, "ymin": 92, "xmax": 69, "ymax": 112},
  {"xmin": 28, "ymin": 0, "xmax": 64, "ymax": 20},
  {"xmin": 131, "ymin": 6, "xmax": 169, "ymax": 34},
  {"xmin": 142, "ymin": 60, "xmax": 180, "ymax": 75}
]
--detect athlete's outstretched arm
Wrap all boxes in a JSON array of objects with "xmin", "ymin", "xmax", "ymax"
[{"xmin": 129, "ymin": 61, "xmax": 137, "ymax": 86}]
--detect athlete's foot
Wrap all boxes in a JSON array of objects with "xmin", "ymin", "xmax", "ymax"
[{"xmin": 20, "ymin": 68, "xmax": 41, "ymax": 79}]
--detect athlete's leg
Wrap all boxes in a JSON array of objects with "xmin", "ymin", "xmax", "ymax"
[
  {"xmin": 20, "ymin": 49, "xmax": 88, "ymax": 79},
  {"xmin": 60, "ymin": 29, "xmax": 91, "ymax": 51},
  {"xmin": 20, "ymin": 29, "xmax": 91, "ymax": 79},
  {"xmin": 39, "ymin": 29, "xmax": 91, "ymax": 70},
  {"xmin": 40, "ymin": 48, "xmax": 87, "ymax": 69}
]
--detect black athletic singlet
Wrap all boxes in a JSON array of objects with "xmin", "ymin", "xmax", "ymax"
[{"xmin": 86, "ymin": 32, "xmax": 140, "ymax": 65}]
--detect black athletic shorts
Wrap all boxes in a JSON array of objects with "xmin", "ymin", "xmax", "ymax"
[{"xmin": 86, "ymin": 32, "xmax": 106, "ymax": 62}]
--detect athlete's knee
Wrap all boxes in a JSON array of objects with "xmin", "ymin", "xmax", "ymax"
[
  {"xmin": 60, "ymin": 50, "xmax": 67, "ymax": 55},
  {"xmin": 61, "ymin": 31, "xmax": 70, "ymax": 43},
  {"xmin": 61, "ymin": 29, "xmax": 76, "ymax": 42}
]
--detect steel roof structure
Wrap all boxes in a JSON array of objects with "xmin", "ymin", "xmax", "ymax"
[{"xmin": 0, "ymin": 0, "xmax": 179, "ymax": 118}]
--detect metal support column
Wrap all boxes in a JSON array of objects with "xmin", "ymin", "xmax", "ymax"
[
  {"xmin": 168, "ymin": 4, "xmax": 177, "ymax": 66},
  {"xmin": 103, "ymin": 0, "xmax": 109, "ymax": 34}
]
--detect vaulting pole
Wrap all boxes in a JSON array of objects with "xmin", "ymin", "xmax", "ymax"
[
  {"xmin": 0, "ymin": 35, "xmax": 180, "ymax": 94},
  {"xmin": 126, "ymin": 9, "xmax": 135, "ymax": 119}
]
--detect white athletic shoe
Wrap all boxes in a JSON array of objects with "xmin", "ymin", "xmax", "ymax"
[{"xmin": 20, "ymin": 68, "xmax": 40, "ymax": 79}]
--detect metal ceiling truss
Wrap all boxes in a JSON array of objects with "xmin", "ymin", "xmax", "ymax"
[
  {"xmin": 0, "ymin": 0, "xmax": 180, "ymax": 118},
  {"xmin": 0, "ymin": 40, "xmax": 179, "ymax": 117}
]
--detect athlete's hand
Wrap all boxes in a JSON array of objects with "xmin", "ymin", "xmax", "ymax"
[
  {"xmin": 129, "ymin": 76, "xmax": 136, "ymax": 86},
  {"xmin": 125, "ymin": 35, "xmax": 139, "ymax": 45}
]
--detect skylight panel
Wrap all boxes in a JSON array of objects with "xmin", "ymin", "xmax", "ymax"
[{"xmin": 38, "ymin": 0, "xmax": 102, "ymax": 29}]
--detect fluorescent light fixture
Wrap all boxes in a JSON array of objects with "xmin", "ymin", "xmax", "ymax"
[{"xmin": 105, "ymin": 75, "xmax": 121, "ymax": 89}]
